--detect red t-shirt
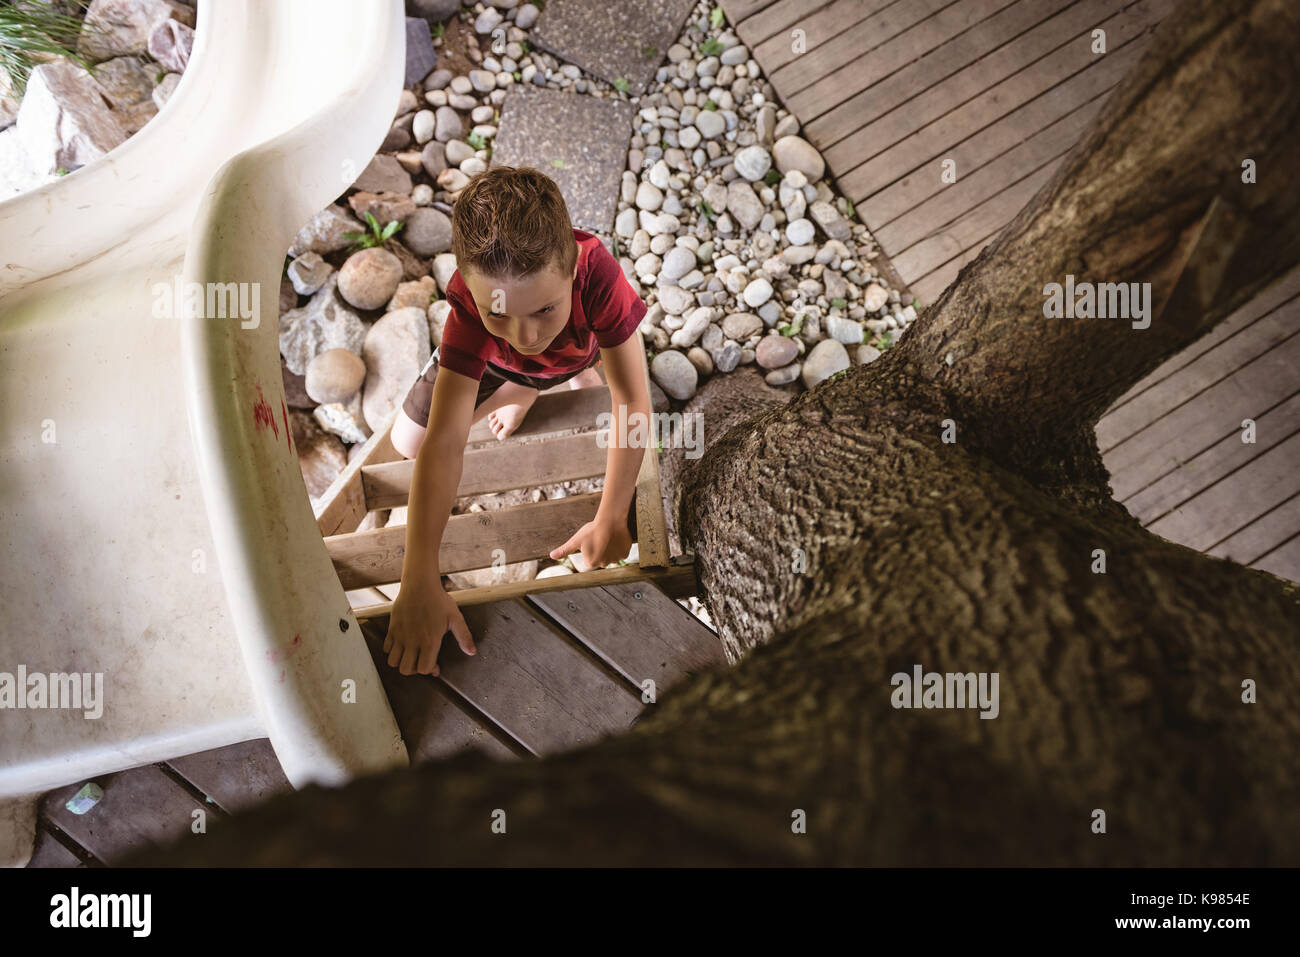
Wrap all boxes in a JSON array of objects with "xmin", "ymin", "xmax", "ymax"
[{"xmin": 436, "ymin": 228, "xmax": 646, "ymax": 380}]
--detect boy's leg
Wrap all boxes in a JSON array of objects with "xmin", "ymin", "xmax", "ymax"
[{"xmin": 392, "ymin": 352, "xmax": 507, "ymax": 459}]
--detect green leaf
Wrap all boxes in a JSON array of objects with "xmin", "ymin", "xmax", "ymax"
[
  {"xmin": 843, "ymin": 198, "xmax": 856, "ymax": 220},
  {"xmin": 429, "ymin": 21, "xmax": 445, "ymax": 40},
  {"xmin": 830, "ymin": 297, "xmax": 847, "ymax": 309},
  {"xmin": 54, "ymin": 167, "xmax": 70, "ymax": 177},
  {"xmin": 364, "ymin": 210, "xmax": 381, "ymax": 234},
  {"xmin": 520, "ymin": 39, "xmax": 532, "ymax": 55},
  {"xmin": 613, "ymin": 76, "xmax": 630, "ymax": 93},
  {"xmin": 642, "ymin": 44, "xmax": 658, "ymax": 59},
  {"xmin": 700, "ymin": 38, "xmax": 724, "ymax": 56},
  {"xmin": 697, "ymin": 199, "xmax": 716, "ymax": 222},
  {"xmin": 380, "ymin": 220, "xmax": 403, "ymax": 241},
  {"xmin": 702, "ymin": 99, "xmax": 718, "ymax": 111},
  {"xmin": 512, "ymin": 70, "xmax": 521, "ymax": 82},
  {"xmin": 763, "ymin": 168, "xmax": 781, "ymax": 185},
  {"xmin": 710, "ymin": 7, "xmax": 726, "ymax": 28},
  {"xmin": 879, "ymin": 332, "xmax": 895, "ymax": 350},
  {"xmin": 467, "ymin": 130, "xmax": 488, "ymax": 150},
  {"xmin": 551, "ymin": 158, "xmax": 568, "ymax": 169}
]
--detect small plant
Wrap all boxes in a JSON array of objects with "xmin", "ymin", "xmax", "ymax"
[
  {"xmin": 429, "ymin": 21, "xmax": 445, "ymax": 40},
  {"xmin": 613, "ymin": 76, "xmax": 630, "ymax": 93},
  {"xmin": 843, "ymin": 198, "xmax": 857, "ymax": 219},
  {"xmin": 344, "ymin": 211, "xmax": 403, "ymax": 251},
  {"xmin": 700, "ymin": 37, "xmax": 724, "ymax": 56},
  {"xmin": 697, "ymin": 199, "xmax": 717, "ymax": 222},
  {"xmin": 701, "ymin": 99, "xmax": 718, "ymax": 111},
  {"xmin": 0, "ymin": 0, "xmax": 101, "ymax": 96},
  {"xmin": 520, "ymin": 39, "xmax": 532, "ymax": 55},
  {"xmin": 830, "ymin": 297, "xmax": 847, "ymax": 309},
  {"xmin": 466, "ymin": 130, "xmax": 488, "ymax": 150},
  {"xmin": 778, "ymin": 314, "xmax": 805, "ymax": 337},
  {"xmin": 711, "ymin": 7, "xmax": 726, "ymax": 29},
  {"xmin": 512, "ymin": 70, "xmax": 521, "ymax": 82},
  {"xmin": 642, "ymin": 44, "xmax": 657, "ymax": 59},
  {"xmin": 763, "ymin": 168, "xmax": 781, "ymax": 186},
  {"xmin": 551, "ymin": 158, "xmax": 567, "ymax": 169},
  {"xmin": 879, "ymin": 332, "xmax": 895, "ymax": 350}
]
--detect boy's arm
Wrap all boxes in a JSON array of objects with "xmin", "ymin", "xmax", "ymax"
[
  {"xmin": 593, "ymin": 334, "xmax": 652, "ymax": 531},
  {"xmin": 385, "ymin": 364, "xmax": 480, "ymax": 675},
  {"xmin": 402, "ymin": 364, "xmax": 480, "ymax": 585},
  {"xmin": 549, "ymin": 334, "xmax": 651, "ymax": 568}
]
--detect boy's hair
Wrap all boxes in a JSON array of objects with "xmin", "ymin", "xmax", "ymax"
[{"xmin": 450, "ymin": 166, "xmax": 578, "ymax": 282}]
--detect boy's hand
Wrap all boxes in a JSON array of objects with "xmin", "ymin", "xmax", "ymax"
[
  {"xmin": 550, "ymin": 517, "xmax": 633, "ymax": 569},
  {"xmin": 384, "ymin": 582, "xmax": 476, "ymax": 676}
]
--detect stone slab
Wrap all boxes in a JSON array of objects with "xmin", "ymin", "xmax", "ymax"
[
  {"xmin": 531, "ymin": 0, "xmax": 698, "ymax": 96},
  {"xmin": 490, "ymin": 83, "xmax": 633, "ymax": 234}
]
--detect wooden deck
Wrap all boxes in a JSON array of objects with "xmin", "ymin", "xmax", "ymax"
[
  {"xmin": 724, "ymin": 0, "xmax": 1300, "ymax": 581},
  {"xmin": 28, "ymin": 581, "xmax": 724, "ymax": 866}
]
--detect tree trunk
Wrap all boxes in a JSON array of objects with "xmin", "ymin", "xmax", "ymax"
[{"xmin": 133, "ymin": 0, "xmax": 1300, "ymax": 866}]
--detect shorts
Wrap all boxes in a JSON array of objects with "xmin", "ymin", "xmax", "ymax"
[{"xmin": 400, "ymin": 347, "xmax": 602, "ymax": 428}]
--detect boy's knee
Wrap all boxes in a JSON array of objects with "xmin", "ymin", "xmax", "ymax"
[{"xmin": 390, "ymin": 409, "xmax": 425, "ymax": 460}]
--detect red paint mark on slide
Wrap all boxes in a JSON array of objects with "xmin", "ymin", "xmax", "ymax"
[
  {"xmin": 281, "ymin": 398, "xmax": 292, "ymax": 452},
  {"xmin": 252, "ymin": 383, "xmax": 279, "ymax": 440},
  {"xmin": 266, "ymin": 633, "xmax": 303, "ymax": 665}
]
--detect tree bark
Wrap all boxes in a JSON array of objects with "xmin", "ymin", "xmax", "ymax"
[{"xmin": 132, "ymin": 0, "xmax": 1300, "ymax": 866}]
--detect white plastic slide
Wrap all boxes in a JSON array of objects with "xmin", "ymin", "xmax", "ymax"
[{"xmin": 0, "ymin": 0, "xmax": 410, "ymax": 866}]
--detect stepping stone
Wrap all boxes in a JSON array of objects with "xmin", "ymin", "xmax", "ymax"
[
  {"xmin": 531, "ymin": 0, "xmax": 698, "ymax": 96},
  {"xmin": 490, "ymin": 84, "xmax": 632, "ymax": 235}
]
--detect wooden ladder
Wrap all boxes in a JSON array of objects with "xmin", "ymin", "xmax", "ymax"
[{"xmin": 315, "ymin": 344, "xmax": 696, "ymax": 619}]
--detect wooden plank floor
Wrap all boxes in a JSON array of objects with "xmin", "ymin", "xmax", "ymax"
[
  {"xmin": 26, "ymin": 581, "xmax": 724, "ymax": 866},
  {"xmin": 726, "ymin": 0, "xmax": 1300, "ymax": 581}
]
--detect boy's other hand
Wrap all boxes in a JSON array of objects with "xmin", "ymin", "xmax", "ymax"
[
  {"xmin": 384, "ymin": 583, "xmax": 476, "ymax": 676},
  {"xmin": 550, "ymin": 517, "xmax": 633, "ymax": 570}
]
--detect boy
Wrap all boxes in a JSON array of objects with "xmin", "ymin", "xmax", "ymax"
[{"xmin": 384, "ymin": 166, "xmax": 652, "ymax": 677}]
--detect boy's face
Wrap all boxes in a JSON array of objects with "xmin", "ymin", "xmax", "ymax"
[{"xmin": 462, "ymin": 258, "xmax": 579, "ymax": 356}]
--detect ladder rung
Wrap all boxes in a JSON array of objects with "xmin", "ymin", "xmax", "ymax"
[
  {"xmin": 325, "ymin": 492, "xmax": 603, "ymax": 589},
  {"xmin": 351, "ymin": 558, "xmax": 698, "ymax": 618},
  {"xmin": 363, "ymin": 429, "xmax": 611, "ymax": 509}
]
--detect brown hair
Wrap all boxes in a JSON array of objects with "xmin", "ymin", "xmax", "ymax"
[{"xmin": 450, "ymin": 166, "xmax": 578, "ymax": 283}]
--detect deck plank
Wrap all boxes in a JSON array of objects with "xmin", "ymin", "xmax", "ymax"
[
  {"xmin": 807, "ymin": 0, "xmax": 1112, "ymax": 151},
  {"xmin": 1252, "ymin": 533, "xmax": 1300, "ymax": 583},
  {"xmin": 165, "ymin": 739, "xmax": 293, "ymax": 814},
  {"xmin": 1208, "ymin": 492, "xmax": 1300, "ymax": 568},
  {"xmin": 360, "ymin": 619, "xmax": 521, "ymax": 763},
  {"xmin": 1098, "ymin": 304, "xmax": 1300, "ymax": 458},
  {"xmin": 848, "ymin": 20, "xmax": 1152, "ymax": 228},
  {"xmin": 1106, "ymin": 267, "xmax": 1300, "ymax": 412},
  {"xmin": 26, "ymin": 826, "xmax": 87, "ymax": 867},
  {"xmin": 1146, "ymin": 432, "xmax": 1300, "ymax": 555},
  {"xmin": 528, "ymin": 582, "xmax": 725, "ymax": 694},
  {"xmin": 782, "ymin": 0, "xmax": 1020, "ymax": 121},
  {"xmin": 434, "ymin": 599, "xmax": 645, "ymax": 756},
  {"xmin": 40, "ymin": 766, "xmax": 206, "ymax": 865},
  {"xmin": 1120, "ymin": 390, "xmax": 1300, "ymax": 526}
]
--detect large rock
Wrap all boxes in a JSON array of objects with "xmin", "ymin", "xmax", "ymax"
[
  {"xmin": 338, "ymin": 247, "xmax": 404, "ymax": 311},
  {"xmin": 353, "ymin": 154, "xmax": 413, "ymax": 194},
  {"xmin": 801, "ymin": 338, "xmax": 849, "ymax": 389},
  {"xmin": 287, "ymin": 252, "xmax": 334, "ymax": 296},
  {"xmin": 290, "ymin": 410, "xmax": 348, "ymax": 503},
  {"xmin": 278, "ymin": 274, "xmax": 367, "ymax": 376},
  {"xmin": 86, "ymin": 56, "xmax": 155, "ymax": 109},
  {"xmin": 146, "ymin": 18, "xmax": 194, "ymax": 73},
  {"xmin": 16, "ymin": 58, "xmax": 128, "ymax": 173},
  {"xmin": 288, "ymin": 204, "xmax": 365, "ymax": 258},
  {"xmin": 404, "ymin": 16, "xmax": 438, "ymax": 87},
  {"xmin": 78, "ymin": 0, "xmax": 195, "ymax": 61},
  {"xmin": 725, "ymin": 180, "xmax": 763, "ymax": 232},
  {"xmin": 305, "ymin": 348, "xmax": 367, "ymax": 405},
  {"xmin": 402, "ymin": 207, "xmax": 452, "ymax": 256},
  {"xmin": 772, "ymin": 135, "xmax": 825, "ymax": 182},
  {"xmin": 0, "ymin": 129, "xmax": 55, "ymax": 197},
  {"xmin": 407, "ymin": 0, "xmax": 461, "ymax": 23},
  {"xmin": 651, "ymin": 349, "xmax": 698, "ymax": 400},
  {"xmin": 431, "ymin": 252, "xmax": 458, "ymax": 292},
  {"xmin": 362, "ymin": 307, "xmax": 431, "ymax": 432},
  {"xmin": 348, "ymin": 190, "xmax": 417, "ymax": 225},
  {"xmin": 755, "ymin": 334, "xmax": 798, "ymax": 369}
]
